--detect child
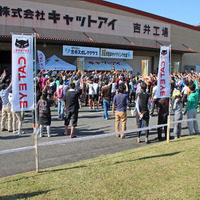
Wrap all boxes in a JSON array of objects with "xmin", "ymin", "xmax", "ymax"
[
  {"xmin": 173, "ymin": 93, "xmax": 183, "ymax": 139},
  {"xmin": 37, "ymin": 92, "xmax": 52, "ymax": 137}
]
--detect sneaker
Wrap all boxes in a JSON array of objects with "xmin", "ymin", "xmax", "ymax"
[
  {"xmin": 48, "ymin": 135, "xmax": 51, "ymax": 138},
  {"xmin": 137, "ymin": 137, "xmax": 141, "ymax": 143},
  {"xmin": 145, "ymin": 138, "xmax": 149, "ymax": 144},
  {"xmin": 89, "ymin": 108, "xmax": 92, "ymax": 112},
  {"xmin": 18, "ymin": 130, "xmax": 24, "ymax": 135},
  {"xmin": 96, "ymin": 109, "xmax": 99, "ymax": 112},
  {"xmin": 13, "ymin": 130, "xmax": 18, "ymax": 134},
  {"xmin": 23, "ymin": 120, "xmax": 28, "ymax": 123},
  {"xmin": 93, "ymin": 107, "xmax": 95, "ymax": 110},
  {"xmin": 105, "ymin": 118, "xmax": 108, "ymax": 120}
]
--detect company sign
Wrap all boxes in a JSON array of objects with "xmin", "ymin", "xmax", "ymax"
[
  {"xmin": 101, "ymin": 49, "xmax": 133, "ymax": 59},
  {"xmin": 63, "ymin": 45, "xmax": 100, "ymax": 57},
  {"xmin": 1, "ymin": 0, "xmax": 171, "ymax": 42}
]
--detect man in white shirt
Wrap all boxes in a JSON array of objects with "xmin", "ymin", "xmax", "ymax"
[
  {"xmin": 181, "ymin": 81, "xmax": 189, "ymax": 108},
  {"xmin": 87, "ymin": 78, "xmax": 94, "ymax": 111},
  {"xmin": 92, "ymin": 79, "xmax": 99, "ymax": 111},
  {"xmin": 150, "ymin": 80, "xmax": 158, "ymax": 116}
]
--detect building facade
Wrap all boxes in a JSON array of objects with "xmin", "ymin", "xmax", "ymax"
[{"xmin": 0, "ymin": 0, "xmax": 200, "ymax": 74}]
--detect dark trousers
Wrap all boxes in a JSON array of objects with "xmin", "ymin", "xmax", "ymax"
[
  {"xmin": 129, "ymin": 92, "xmax": 136, "ymax": 105},
  {"xmin": 182, "ymin": 94, "xmax": 187, "ymax": 108},
  {"xmin": 85, "ymin": 94, "xmax": 88, "ymax": 106},
  {"xmin": 157, "ymin": 114, "xmax": 168, "ymax": 140},
  {"xmin": 136, "ymin": 112, "xmax": 149, "ymax": 138},
  {"xmin": 150, "ymin": 98, "xmax": 159, "ymax": 115}
]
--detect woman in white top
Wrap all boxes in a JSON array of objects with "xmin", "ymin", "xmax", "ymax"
[
  {"xmin": 87, "ymin": 79, "xmax": 94, "ymax": 111},
  {"xmin": 92, "ymin": 79, "xmax": 100, "ymax": 111},
  {"xmin": 181, "ymin": 81, "xmax": 189, "ymax": 108}
]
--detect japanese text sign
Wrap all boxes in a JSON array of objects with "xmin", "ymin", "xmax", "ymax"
[
  {"xmin": 1, "ymin": 0, "xmax": 170, "ymax": 42},
  {"xmin": 63, "ymin": 45, "xmax": 100, "ymax": 57}
]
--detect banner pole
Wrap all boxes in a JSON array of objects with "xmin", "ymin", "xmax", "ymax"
[
  {"xmin": 167, "ymin": 45, "xmax": 172, "ymax": 143},
  {"xmin": 34, "ymin": 33, "xmax": 39, "ymax": 172}
]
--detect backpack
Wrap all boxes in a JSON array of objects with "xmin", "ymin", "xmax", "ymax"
[
  {"xmin": 57, "ymin": 86, "xmax": 64, "ymax": 99},
  {"xmin": 39, "ymin": 99, "xmax": 49, "ymax": 115}
]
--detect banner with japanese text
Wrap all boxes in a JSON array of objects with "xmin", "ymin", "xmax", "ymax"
[
  {"xmin": 37, "ymin": 50, "xmax": 45, "ymax": 69},
  {"xmin": 157, "ymin": 46, "xmax": 171, "ymax": 98},
  {"xmin": 12, "ymin": 34, "xmax": 34, "ymax": 111},
  {"xmin": 101, "ymin": 49, "xmax": 133, "ymax": 59},
  {"xmin": 63, "ymin": 45, "xmax": 100, "ymax": 57}
]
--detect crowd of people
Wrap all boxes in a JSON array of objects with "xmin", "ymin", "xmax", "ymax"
[{"xmin": 0, "ymin": 67, "xmax": 199, "ymax": 143}]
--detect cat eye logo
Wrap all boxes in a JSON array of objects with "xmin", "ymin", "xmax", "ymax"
[
  {"xmin": 15, "ymin": 39, "xmax": 29, "ymax": 49},
  {"xmin": 161, "ymin": 50, "xmax": 167, "ymax": 55},
  {"xmin": 14, "ymin": 39, "xmax": 30, "ymax": 53}
]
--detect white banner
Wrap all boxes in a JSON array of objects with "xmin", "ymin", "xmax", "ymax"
[
  {"xmin": 63, "ymin": 45, "xmax": 100, "ymax": 57},
  {"xmin": 37, "ymin": 50, "xmax": 45, "ymax": 69},
  {"xmin": 12, "ymin": 34, "xmax": 34, "ymax": 111},
  {"xmin": 157, "ymin": 46, "xmax": 171, "ymax": 98},
  {"xmin": 101, "ymin": 49, "xmax": 133, "ymax": 59}
]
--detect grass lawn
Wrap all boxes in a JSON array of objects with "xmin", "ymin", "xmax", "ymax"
[{"xmin": 0, "ymin": 135, "xmax": 200, "ymax": 200}]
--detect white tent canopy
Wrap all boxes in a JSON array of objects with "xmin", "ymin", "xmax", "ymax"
[
  {"xmin": 37, "ymin": 55, "xmax": 76, "ymax": 71},
  {"xmin": 84, "ymin": 57, "xmax": 133, "ymax": 71}
]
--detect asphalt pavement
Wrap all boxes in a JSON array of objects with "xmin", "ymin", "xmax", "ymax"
[{"xmin": 0, "ymin": 105, "xmax": 198, "ymax": 178}]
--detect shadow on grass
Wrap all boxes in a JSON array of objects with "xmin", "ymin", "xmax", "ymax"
[
  {"xmin": 1, "ymin": 165, "xmax": 87, "ymax": 184},
  {"xmin": 0, "ymin": 189, "xmax": 53, "ymax": 200},
  {"xmin": 170, "ymin": 136, "xmax": 198, "ymax": 143},
  {"xmin": 41, "ymin": 165, "xmax": 87, "ymax": 174},
  {"xmin": 114, "ymin": 151, "xmax": 182, "ymax": 164}
]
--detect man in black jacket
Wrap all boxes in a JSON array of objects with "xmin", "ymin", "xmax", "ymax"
[
  {"xmin": 63, "ymin": 81, "xmax": 83, "ymax": 138},
  {"xmin": 157, "ymin": 97, "xmax": 169, "ymax": 141},
  {"xmin": 135, "ymin": 82, "xmax": 150, "ymax": 143}
]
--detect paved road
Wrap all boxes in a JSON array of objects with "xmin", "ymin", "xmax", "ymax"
[{"xmin": 0, "ymin": 105, "xmax": 198, "ymax": 178}]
